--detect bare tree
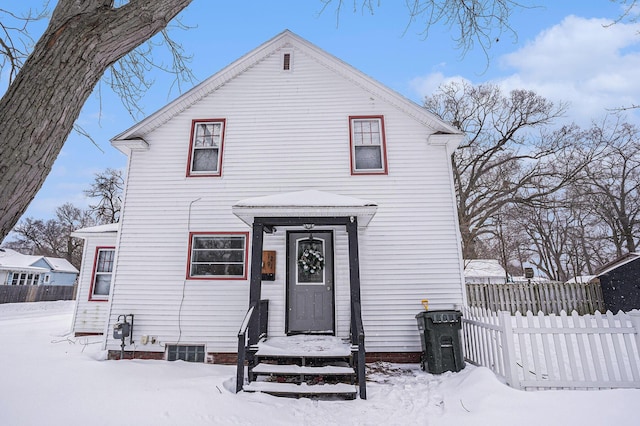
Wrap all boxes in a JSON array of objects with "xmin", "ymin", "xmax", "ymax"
[
  {"xmin": 84, "ymin": 168, "xmax": 124, "ymax": 224},
  {"xmin": 321, "ymin": 0, "xmax": 532, "ymax": 60},
  {"xmin": 575, "ymin": 117, "xmax": 640, "ymax": 257},
  {"xmin": 424, "ymin": 81, "xmax": 581, "ymax": 259},
  {"xmin": 0, "ymin": 0, "xmax": 193, "ymax": 242},
  {"xmin": 8, "ymin": 202, "xmax": 96, "ymax": 268}
]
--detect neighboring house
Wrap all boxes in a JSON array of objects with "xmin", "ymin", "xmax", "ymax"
[
  {"xmin": 565, "ymin": 275, "xmax": 596, "ymax": 284},
  {"xmin": 70, "ymin": 223, "xmax": 119, "ymax": 335},
  {"xmin": 595, "ymin": 253, "xmax": 640, "ymax": 312},
  {"xmin": 0, "ymin": 248, "xmax": 78, "ymax": 286},
  {"xmin": 101, "ymin": 30, "xmax": 465, "ymax": 382},
  {"xmin": 464, "ymin": 259, "xmax": 509, "ymax": 284}
]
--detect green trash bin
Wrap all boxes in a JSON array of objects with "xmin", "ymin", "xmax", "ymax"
[{"xmin": 415, "ymin": 310, "xmax": 464, "ymax": 374}]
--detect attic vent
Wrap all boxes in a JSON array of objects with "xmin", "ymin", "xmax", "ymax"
[{"xmin": 283, "ymin": 53, "xmax": 291, "ymax": 70}]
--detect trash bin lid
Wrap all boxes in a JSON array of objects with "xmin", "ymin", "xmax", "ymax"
[{"xmin": 422, "ymin": 310, "xmax": 461, "ymax": 323}]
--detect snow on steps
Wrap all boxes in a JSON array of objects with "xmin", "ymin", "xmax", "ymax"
[
  {"xmin": 252, "ymin": 363, "xmax": 355, "ymax": 375},
  {"xmin": 243, "ymin": 381, "xmax": 357, "ymax": 398},
  {"xmin": 244, "ymin": 335, "xmax": 358, "ymax": 399}
]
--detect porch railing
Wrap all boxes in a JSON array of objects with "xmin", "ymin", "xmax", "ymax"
[
  {"xmin": 351, "ymin": 300, "xmax": 366, "ymax": 399},
  {"xmin": 236, "ymin": 299, "xmax": 269, "ymax": 393}
]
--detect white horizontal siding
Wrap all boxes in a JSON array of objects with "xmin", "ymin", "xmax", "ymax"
[
  {"xmin": 72, "ymin": 234, "xmax": 116, "ymax": 334},
  {"xmin": 105, "ymin": 46, "xmax": 463, "ymax": 355}
]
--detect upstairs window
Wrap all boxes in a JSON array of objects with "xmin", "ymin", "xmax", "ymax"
[
  {"xmin": 187, "ymin": 119, "xmax": 226, "ymax": 177},
  {"xmin": 349, "ymin": 116, "xmax": 388, "ymax": 175},
  {"xmin": 187, "ymin": 233, "xmax": 248, "ymax": 280},
  {"xmin": 90, "ymin": 247, "xmax": 115, "ymax": 301}
]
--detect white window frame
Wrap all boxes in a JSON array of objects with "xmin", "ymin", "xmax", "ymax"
[
  {"xmin": 188, "ymin": 232, "xmax": 248, "ymax": 280},
  {"xmin": 349, "ymin": 116, "xmax": 388, "ymax": 174},
  {"xmin": 90, "ymin": 247, "xmax": 115, "ymax": 301},
  {"xmin": 187, "ymin": 119, "xmax": 226, "ymax": 177}
]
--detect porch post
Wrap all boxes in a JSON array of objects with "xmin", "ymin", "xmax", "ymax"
[
  {"xmin": 347, "ymin": 218, "xmax": 362, "ymax": 330},
  {"xmin": 249, "ymin": 221, "xmax": 264, "ymax": 305},
  {"xmin": 248, "ymin": 221, "xmax": 264, "ymax": 345},
  {"xmin": 347, "ymin": 216, "xmax": 367, "ymax": 399}
]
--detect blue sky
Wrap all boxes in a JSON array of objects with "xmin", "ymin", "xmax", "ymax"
[{"xmin": 3, "ymin": 1, "xmax": 640, "ymax": 227}]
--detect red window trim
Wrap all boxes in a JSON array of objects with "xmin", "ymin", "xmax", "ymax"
[
  {"xmin": 186, "ymin": 232, "xmax": 250, "ymax": 280},
  {"xmin": 348, "ymin": 115, "xmax": 389, "ymax": 175},
  {"xmin": 186, "ymin": 118, "xmax": 227, "ymax": 178},
  {"xmin": 88, "ymin": 246, "xmax": 115, "ymax": 302}
]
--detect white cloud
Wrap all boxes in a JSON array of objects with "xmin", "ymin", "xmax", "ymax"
[
  {"xmin": 498, "ymin": 16, "xmax": 640, "ymax": 124},
  {"xmin": 409, "ymin": 72, "xmax": 471, "ymax": 102},
  {"xmin": 410, "ymin": 16, "xmax": 640, "ymax": 126}
]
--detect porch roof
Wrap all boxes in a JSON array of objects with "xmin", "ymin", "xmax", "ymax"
[{"xmin": 232, "ymin": 190, "xmax": 378, "ymax": 227}]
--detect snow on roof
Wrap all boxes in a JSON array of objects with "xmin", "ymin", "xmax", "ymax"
[
  {"xmin": 464, "ymin": 259, "xmax": 506, "ymax": 278},
  {"xmin": 0, "ymin": 249, "xmax": 44, "ymax": 271},
  {"xmin": 235, "ymin": 190, "xmax": 376, "ymax": 208},
  {"xmin": 71, "ymin": 223, "xmax": 119, "ymax": 237},
  {"xmin": 0, "ymin": 249, "xmax": 73, "ymax": 273},
  {"xmin": 42, "ymin": 257, "xmax": 79, "ymax": 274},
  {"xmin": 565, "ymin": 275, "xmax": 597, "ymax": 284},
  {"xmin": 232, "ymin": 190, "xmax": 378, "ymax": 227}
]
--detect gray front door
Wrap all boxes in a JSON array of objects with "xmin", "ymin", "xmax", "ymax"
[{"xmin": 287, "ymin": 230, "xmax": 334, "ymax": 334}]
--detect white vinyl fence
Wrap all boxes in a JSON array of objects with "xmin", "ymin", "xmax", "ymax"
[{"xmin": 462, "ymin": 306, "xmax": 640, "ymax": 390}]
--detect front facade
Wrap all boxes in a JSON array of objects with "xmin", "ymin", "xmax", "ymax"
[{"xmin": 101, "ymin": 31, "xmax": 465, "ymax": 363}]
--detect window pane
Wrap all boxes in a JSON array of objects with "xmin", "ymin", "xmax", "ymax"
[
  {"xmin": 192, "ymin": 148, "xmax": 219, "ymax": 172},
  {"xmin": 97, "ymin": 250, "xmax": 114, "ymax": 273},
  {"xmin": 94, "ymin": 274, "xmax": 111, "ymax": 296},
  {"xmin": 194, "ymin": 236, "xmax": 244, "ymax": 250},
  {"xmin": 190, "ymin": 235, "xmax": 246, "ymax": 277},
  {"xmin": 193, "ymin": 250, "xmax": 245, "ymax": 263},
  {"xmin": 297, "ymin": 239, "xmax": 324, "ymax": 284},
  {"xmin": 195, "ymin": 123, "xmax": 221, "ymax": 148},
  {"xmin": 355, "ymin": 146, "xmax": 383, "ymax": 170},
  {"xmin": 192, "ymin": 263, "xmax": 244, "ymax": 277}
]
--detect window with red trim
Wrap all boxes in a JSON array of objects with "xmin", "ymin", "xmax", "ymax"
[
  {"xmin": 89, "ymin": 247, "xmax": 115, "ymax": 301},
  {"xmin": 187, "ymin": 119, "xmax": 226, "ymax": 177},
  {"xmin": 349, "ymin": 116, "xmax": 388, "ymax": 174},
  {"xmin": 187, "ymin": 233, "xmax": 248, "ymax": 279}
]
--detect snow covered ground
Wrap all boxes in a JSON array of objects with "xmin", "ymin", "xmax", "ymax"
[{"xmin": 1, "ymin": 301, "xmax": 639, "ymax": 426}]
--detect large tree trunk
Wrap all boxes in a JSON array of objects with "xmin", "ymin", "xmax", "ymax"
[{"xmin": 0, "ymin": 0, "xmax": 191, "ymax": 241}]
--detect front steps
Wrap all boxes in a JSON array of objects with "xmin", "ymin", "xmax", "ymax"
[{"xmin": 242, "ymin": 335, "xmax": 358, "ymax": 399}]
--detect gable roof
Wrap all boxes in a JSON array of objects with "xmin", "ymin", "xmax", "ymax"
[
  {"xmin": 111, "ymin": 30, "xmax": 462, "ymax": 151},
  {"xmin": 0, "ymin": 248, "xmax": 78, "ymax": 274},
  {"xmin": 595, "ymin": 253, "xmax": 640, "ymax": 277},
  {"xmin": 41, "ymin": 257, "xmax": 79, "ymax": 274}
]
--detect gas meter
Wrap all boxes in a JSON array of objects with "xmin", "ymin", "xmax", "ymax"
[
  {"xmin": 113, "ymin": 321, "xmax": 131, "ymax": 340},
  {"xmin": 113, "ymin": 314, "xmax": 134, "ymax": 359}
]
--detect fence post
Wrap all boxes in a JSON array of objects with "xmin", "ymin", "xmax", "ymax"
[
  {"xmin": 498, "ymin": 311, "xmax": 521, "ymax": 390},
  {"xmin": 630, "ymin": 312, "xmax": 640, "ymax": 355}
]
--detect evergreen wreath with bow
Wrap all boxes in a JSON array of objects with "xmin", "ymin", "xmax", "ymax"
[{"xmin": 298, "ymin": 247, "xmax": 325, "ymax": 274}]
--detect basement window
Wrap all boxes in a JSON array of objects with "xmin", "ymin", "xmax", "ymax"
[{"xmin": 166, "ymin": 345, "xmax": 205, "ymax": 363}]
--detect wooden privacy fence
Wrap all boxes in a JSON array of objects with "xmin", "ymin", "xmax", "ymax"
[
  {"xmin": 0, "ymin": 285, "xmax": 77, "ymax": 304},
  {"xmin": 462, "ymin": 306, "xmax": 640, "ymax": 390},
  {"xmin": 466, "ymin": 281, "xmax": 605, "ymax": 315}
]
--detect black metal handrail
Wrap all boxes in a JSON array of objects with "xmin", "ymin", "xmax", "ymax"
[
  {"xmin": 350, "ymin": 300, "xmax": 366, "ymax": 399},
  {"xmin": 236, "ymin": 299, "xmax": 269, "ymax": 393}
]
